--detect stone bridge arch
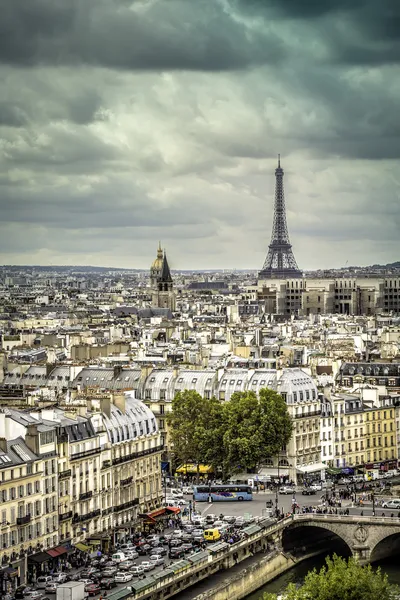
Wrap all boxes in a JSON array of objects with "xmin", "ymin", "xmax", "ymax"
[{"xmin": 281, "ymin": 515, "xmax": 400, "ymax": 564}]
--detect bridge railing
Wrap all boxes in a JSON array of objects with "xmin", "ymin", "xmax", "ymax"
[{"xmin": 291, "ymin": 514, "xmax": 400, "ymax": 525}]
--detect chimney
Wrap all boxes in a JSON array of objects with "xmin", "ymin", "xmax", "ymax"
[
  {"xmin": 100, "ymin": 396, "xmax": 111, "ymax": 418},
  {"xmin": 112, "ymin": 392, "xmax": 126, "ymax": 414},
  {"xmin": 25, "ymin": 424, "xmax": 39, "ymax": 454},
  {"xmin": 113, "ymin": 365, "xmax": 123, "ymax": 379},
  {"xmin": 0, "ymin": 437, "xmax": 7, "ymax": 452}
]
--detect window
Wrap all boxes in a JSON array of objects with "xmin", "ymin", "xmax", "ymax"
[{"xmin": 40, "ymin": 431, "xmax": 55, "ymax": 445}]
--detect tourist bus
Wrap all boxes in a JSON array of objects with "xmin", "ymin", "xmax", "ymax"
[{"xmin": 193, "ymin": 484, "xmax": 253, "ymax": 502}]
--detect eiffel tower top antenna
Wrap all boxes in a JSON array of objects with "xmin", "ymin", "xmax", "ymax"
[{"xmin": 258, "ymin": 156, "xmax": 302, "ymax": 279}]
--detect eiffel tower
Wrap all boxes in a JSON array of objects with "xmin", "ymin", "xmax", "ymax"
[{"xmin": 259, "ymin": 156, "xmax": 302, "ymax": 279}]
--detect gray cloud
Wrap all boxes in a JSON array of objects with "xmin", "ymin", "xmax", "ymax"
[{"xmin": 0, "ymin": 0, "xmax": 399, "ymax": 269}]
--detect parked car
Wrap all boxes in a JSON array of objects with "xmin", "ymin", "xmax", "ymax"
[
  {"xmin": 118, "ymin": 560, "xmax": 135, "ymax": 571},
  {"xmin": 382, "ymin": 499, "xmax": 400, "ymax": 509},
  {"xmin": 51, "ymin": 573, "xmax": 68, "ymax": 584},
  {"xmin": 149, "ymin": 555, "xmax": 165, "ymax": 566},
  {"xmin": 100, "ymin": 577, "xmax": 117, "ymax": 590},
  {"xmin": 302, "ymin": 487, "xmax": 316, "ymax": 495},
  {"xmin": 152, "ymin": 546, "xmax": 167, "ymax": 556},
  {"xmin": 131, "ymin": 566, "xmax": 144, "ymax": 577},
  {"xmin": 181, "ymin": 543, "xmax": 194, "ymax": 553},
  {"xmin": 137, "ymin": 543, "xmax": 152, "ymax": 555},
  {"xmin": 222, "ymin": 515, "xmax": 236, "ymax": 524},
  {"xmin": 125, "ymin": 549, "xmax": 139, "ymax": 560},
  {"xmin": 101, "ymin": 568, "xmax": 117, "ymax": 578},
  {"xmin": 24, "ymin": 592, "xmax": 43, "ymax": 600},
  {"xmin": 36, "ymin": 577, "xmax": 53, "ymax": 589},
  {"xmin": 141, "ymin": 561, "xmax": 156, "ymax": 572},
  {"xmin": 115, "ymin": 572, "xmax": 133, "ymax": 583},
  {"xmin": 169, "ymin": 538, "xmax": 183, "ymax": 548},
  {"xmin": 44, "ymin": 582, "xmax": 59, "ymax": 594},
  {"xmin": 85, "ymin": 584, "xmax": 101, "ymax": 597},
  {"xmin": 120, "ymin": 543, "xmax": 134, "ymax": 551},
  {"xmin": 169, "ymin": 547, "xmax": 185, "ymax": 559}
]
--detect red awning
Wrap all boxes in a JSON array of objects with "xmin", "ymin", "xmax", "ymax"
[
  {"xmin": 46, "ymin": 546, "xmax": 68, "ymax": 558},
  {"xmin": 166, "ymin": 506, "xmax": 181, "ymax": 514}
]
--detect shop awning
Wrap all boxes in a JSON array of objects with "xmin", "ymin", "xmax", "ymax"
[
  {"xmin": 46, "ymin": 546, "xmax": 68, "ymax": 558},
  {"xmin": 166, "ymin": 506, "xmax": 181, "ymax": 515},
  {"xmin": 75, "ymin": 543, "xmax": 91, "ymax": 552},
  {"xmin": 28, "ymin": 552, "xmax": 50, "ymax": 564},
  {"xmin": 297, "ymin": 463, "xmax": 327, "ymax": 474}
]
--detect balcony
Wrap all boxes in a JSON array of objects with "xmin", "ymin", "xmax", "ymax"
[
  {"xmin": 79, "ymin": 491, "xmax": 93, "ymax": 501},
  {"xmin": 59, "ymin": 511, "xmax": 73, "ymax": 522},
  {"xmin": 70, "ymin": 448, "xmax": 101, "ymax": 461},
  {"xmin": 112, "ymin": 445, "xmax": 164, "ymax": 466},
  {"xmin": 102, "ymin": 460, "xmax": 111, "ymax": 470},
  {"xmin": 59, "ymin": 469, "xmax": 72, "ymax": 480},
  {"xmin": 72, "ymin": 509, "xmax": 101, "ymax": 523},
  {"xmin": 114, "ymin": 499, "xmax": 139, "ymax": 513},
  {"xmin": 120, "ymin": 476, "xmax": 133, "ymax": 487},
  {"xmin": 17, "ymin": 514, "xmax": 31, "ymax": 526}
]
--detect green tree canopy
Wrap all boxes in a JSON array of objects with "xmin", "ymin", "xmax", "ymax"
[
  {"xmin": 263, "ymin": 555, "xmax": 395, "ymax": 600},
  {"xmin": 167, "ymin": 387, "xmax": 292, "ymax": 478},
  {"xmin": 222, "ymin": 388, "xmax": 292, "ymax": 474}
]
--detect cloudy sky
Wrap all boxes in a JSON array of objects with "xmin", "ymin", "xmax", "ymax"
[{"xmin": 1, "ymin": 0, "xmax": 399, "ymax": 270}]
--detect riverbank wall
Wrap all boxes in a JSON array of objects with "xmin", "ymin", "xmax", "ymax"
[{"xmin": 190, "ymin": 551, "xmax": 323, "ymax": 600}]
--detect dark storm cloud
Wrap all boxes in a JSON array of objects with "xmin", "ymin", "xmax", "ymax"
[{"xmin": 0, "ymin": 0, "xmax": 285, "ymax": 71}]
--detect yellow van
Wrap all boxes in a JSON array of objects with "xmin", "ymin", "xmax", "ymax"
[{"xmin": 204, "ymin": 528, "xmax": 221, "ymax": 542}]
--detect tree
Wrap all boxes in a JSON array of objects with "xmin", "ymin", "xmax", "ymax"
[
  {"xmin": 166, "ymin": 390, "xmax": 210, "ymax": 478},
  {"xmin": 263, "ymin": 555, "xmax": 395, "ymax": 600},
  {"xmin": 222, "ymin": 388, "xmax": 292, "ymax": 475}
]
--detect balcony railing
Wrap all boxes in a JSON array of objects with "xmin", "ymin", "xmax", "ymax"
[
  {"xmin": 101, "ymin": 461, "xmax": 111, "ymax": 469},
  {"xmin": 72, "ymin": 509, "xmax": 101, "ymax": 523},
  {"xmin": 59, "ymin": 511, "xmax": 73, "ymax": 522},
  {"xmin": 59, "ymin": 469, "xmax": 72, "ymax": 480},
  {"xmin": 70, "ymin": 448, "xmax": 101, "ymax": 461},
  {"xmin": 79, "ymin": 491, "xmax": 93, "ymax": 501},
  {"xmin": 17, "ymin": 514, "xmax": 31, "ymax": 526},
  {"xmin": 112, "ymin": 445, "xmax": 164, "ymax": 466},
  {"xmin": 120, "ymin": 476, "xmax": 133, "ymax": 487},
  {"xmin": 114, "ymin": 499, "xmax": 139, "ymax": 513}
]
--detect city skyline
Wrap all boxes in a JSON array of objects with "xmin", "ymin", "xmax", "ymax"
[{"xmin": 1, "ymin": 0, "xmax": 399, "ymax": 270}]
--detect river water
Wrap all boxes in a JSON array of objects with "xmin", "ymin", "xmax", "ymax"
[{"xmin": 246, "ymin": 554, "xmax": 400, "ymax": 599}]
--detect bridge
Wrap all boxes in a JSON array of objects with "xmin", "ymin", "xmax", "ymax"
[
  {"xmin": 278, "ymin": 513, "xmax": 400, "ymax": 564},
  {"xmin": 106, "ymin": 514, "xmax": 400, "ymax": 600}
]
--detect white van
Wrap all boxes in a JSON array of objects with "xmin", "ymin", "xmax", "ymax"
[{"xmin": 112, "ymin": 552, "xmax": 127, "ymax": 563}]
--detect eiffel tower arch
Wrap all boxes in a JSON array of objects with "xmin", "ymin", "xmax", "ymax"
[{"xmin": 259, "ymin": 156, "xmax": 302, "ymax": 279}]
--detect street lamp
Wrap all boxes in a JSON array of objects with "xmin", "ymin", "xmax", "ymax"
[{"xmin": 372, "ymin": 491, "xmax": 375, "ymax": 517}]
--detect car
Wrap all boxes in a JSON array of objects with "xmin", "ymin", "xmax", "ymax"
[
  {"xmin": 101, "ymin": 568, "xmax": 117, "ymax": 578},
  {"xmin": 100, "ymin": 578, "xmax": 117, "ymax": 590},
  {"xmin": 182, "ymin": 486, "xmax": 193, "ymax": 494},
  {"xmin": 85, "ymin": 584, "xmax": 100, "ymax": 597},
  {"xmin": 115, "ymin": 572, "xmax": 133, "ymax": 583},
  {"xmin": 51, "ymin": 574, "xmax": 68, "ymax": 584},
  {"xmin": 24, "ymin": 592, "xmax": 43, "ymax": 600},
  {"xmin": 152, "ymin": 546, "xmax": 167, "ymax": 556},
  {"xmin": 173, "ymin": 529, "xmax": 184, "ymax": 538},
  {"xmin": 137, "ymin": 543, "xmax": 152, "ymax": 555},
  {"xmin": 222, "ymin": 515, "xmax": 236, "ymax": 524},
  {"xmin": 338, "ymin": 477, "xmax": 351, "ymax": 485},
  {"xmin": 130, "ymin": 566, "xmax": 144, "ymax": 577},
  {"xmin": 279, "ymin": 486, "xmax": 294, "ymax": 495},
  {"xmin": 118, "ymin": 560, "xmax": 135, "ymax": 571},
  {"xmin": 169, "ymin": 538, "xmax": 183, "ymax": 548},
  {"xmin": 169, "ymin": 547, "xmax": 185, "ymax": 559},
  {"xmin": 141, "ymin": 561, "xmax": 156, "ymax": 572},
  {"xmin": 103, "ymin": 560, "xmax": 117, "ymax": 568},
  {"xmin": 244, "ymin": 516, "xmax": 255, "ymax": 525},
  {"xmin": 149, "ymin": 555, "xmax": 165, "ymax": 566},
  {"xmin": 205, "ymin": 514, "xmax": 217, "ymax": 524},
  {"xmin": 382, "ymin": 500, "xmax": 400, "ymax": 509},
  {"xmin": 44, "ymin": 583, "xmax": 58, "ymax": 594},
  {"xmin": 146, "ymin": 535, "xmax": 160, "ymax": 545},
  {"xmin": 36, "ymin": 577, "xmax": 53, "ymax": 589},
  {"xmin": 120, "ymin": 543, "xmax": 134, "ymax": 551},
  {"xmin": 302, "ymin": 487, "xmax": 317, "ymax": 495},
  {"xmin": 235, "ymin": 516, "xmax": 245, "ymax": 526},
  {"xmin": 310, "ymin": 483, "xmax": 323, "ymax": 491},
  {"xmin": 181, "ymin": 543, "xmax": 194, "ymax": 553},
  {"xmin": 79, "ymin": 579, "xmax": 94, "ymax": 586},
  {"xmin": 183, "ymin": 523, "xmax": 195, "ymax": 532}
]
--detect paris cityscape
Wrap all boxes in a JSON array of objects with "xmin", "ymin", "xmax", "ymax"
[{"xmin": 1, "ymin": 1, "xmax": 399, "ymax": 600}]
